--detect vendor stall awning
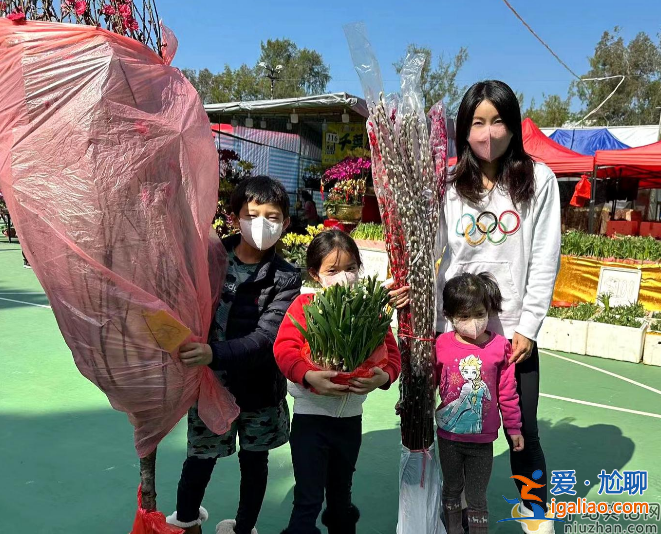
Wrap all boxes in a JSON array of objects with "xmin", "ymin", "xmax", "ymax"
[
  {"xmin": 521, "ymin": 118, "xmax": 595, "ymax": 176},
  {"xmin": 204, "ymin": 92, "xmax": 369, "ymax": 118},
  {"xmin": 549, "ymin": 128, "xmax": 630, "ymax": 155},
  {"xmin": 595, "ymin": 141, "xmax": 661, "ymax": 187}
]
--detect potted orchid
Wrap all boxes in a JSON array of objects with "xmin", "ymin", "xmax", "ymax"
[{"xmin": 322, "ymin": 157, "xmax": 371, "ymax": 222}]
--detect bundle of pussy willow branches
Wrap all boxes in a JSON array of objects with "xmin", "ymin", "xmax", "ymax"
[{"xmin": 367, "ymin": 94, "xmax": 447, "ymax": 450}]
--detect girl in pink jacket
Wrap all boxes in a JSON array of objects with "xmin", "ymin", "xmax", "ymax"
[{"xmin": 436, "ymin": 273, "xmax": 524, "ymax": 534}]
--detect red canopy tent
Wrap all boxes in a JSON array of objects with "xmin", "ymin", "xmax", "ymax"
[
  {"xmin": 521, "ymin": 118, "xmax": 595, "ymax": 176},
  {"xmin": 595, "ymin": 141, "xmax": 661, "ymax": 188},
  {"xmin": 448, "ymin": 118, "xmax": 594, "ymax": 176}
]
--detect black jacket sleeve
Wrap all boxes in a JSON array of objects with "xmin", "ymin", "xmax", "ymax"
[{"xmin": 208, "ymin": 271, "xmax": 302, "ymax": 371}]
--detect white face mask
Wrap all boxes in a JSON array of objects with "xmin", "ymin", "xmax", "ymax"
[
  {"xmin": 239, "ymin": 217, "xmax": 283, "ymax": 251},
  {"xmin": 319, "ymin": 271, "xmax": 359, "ymax": 289},
  {"xmin": 453, "ymin": 316, "xmax": 489, "ymax": 340}
]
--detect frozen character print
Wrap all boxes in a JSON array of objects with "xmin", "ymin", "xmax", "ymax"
[{"xmin": 436, "ymin": 355, "xmax": 491, "ymax": 434}]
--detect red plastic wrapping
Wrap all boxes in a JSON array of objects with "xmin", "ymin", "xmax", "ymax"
[
  {"xmin": 130, "ymin": 485, "xmax": 184, "ymax": 534},
  {"xmin": 301, "ymin": 342, "xmax": 388, "ymax": 385},
  {"xmin": 570, "ymin": 174, "xmax": 592, "ymax": 207},
  {"xmin": 0, "ymin": 19, "xmax": 239, "ymax": 457}
]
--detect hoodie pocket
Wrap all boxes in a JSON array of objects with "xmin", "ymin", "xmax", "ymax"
[{"xmin": 455, "ymin": 261, "xmax": 522, "ymax": 319}]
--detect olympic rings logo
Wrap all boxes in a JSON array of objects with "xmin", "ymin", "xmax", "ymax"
[{"xmin": 455, "ymin": 210, "xmax": 521, "ymax": 246}]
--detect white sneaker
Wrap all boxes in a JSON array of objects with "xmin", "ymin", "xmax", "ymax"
[
  {"xmin": 215, "ymin": 519, "xmax": 258, "ymax": 534},
  {"xmin": 166, "ymin": 507, "xmax": 209, "ymax": 529},
  {"xmin": 517, "ymin": 503, "xmax": 556, "ymax": 534}
]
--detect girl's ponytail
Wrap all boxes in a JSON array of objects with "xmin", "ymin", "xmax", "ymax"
[{"xmin": 478, "ymin": 272, "xmax": 503, "ymax": 314}]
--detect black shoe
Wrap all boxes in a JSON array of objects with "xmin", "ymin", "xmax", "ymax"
[{"xmin": 321, "ymin": 504, "xmax": 360, "ymax": 534}]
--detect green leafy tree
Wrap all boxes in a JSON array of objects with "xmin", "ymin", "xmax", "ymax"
[
  {"xmin": 523, "ymin": 94, "xmax": 572, "ymax": 127},
  {"xmin": 394, "ymin": 45, "xmax": 469, "ymax": 115},
  {"xmin": 183, "ymin": 39, "xmax": 330, "ymax": 104},
  {"xmin": 572, "ymin": 28, "xmax": 661, "ymax": 125}
]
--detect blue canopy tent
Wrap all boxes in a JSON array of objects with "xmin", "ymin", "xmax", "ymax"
[{"xmin": 549, "ymin": 128, "xmax": 630, "ymax": 156}]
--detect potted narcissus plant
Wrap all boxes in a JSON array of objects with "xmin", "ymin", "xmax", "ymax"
[
  {"xmin": 585, "ymin": 295, "xmax": 648, "ymax": 364},
  {"xmin": 289, "ymin": 276, "xmax": 393, "ymax": 383},
  {"xmin": 537, "ymin": 302, "xmax": 598, "ymax": 356},
  {"xmin": 643, "ymin": 313, "xmax": 661, "ymax": 367}
]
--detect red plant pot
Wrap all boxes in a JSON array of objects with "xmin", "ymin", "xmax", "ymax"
[
  {"xmin": 301, "ymin": 343, "xmax": 389, "ymax": 385},
  {"xmin": 606, "ymin": 221, "xmax": 640, "ymax": 237}
]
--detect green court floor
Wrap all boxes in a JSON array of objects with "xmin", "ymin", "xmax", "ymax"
[{"xmin": 1, "ymin": 238, "xmax": 660, "ymax": 533}]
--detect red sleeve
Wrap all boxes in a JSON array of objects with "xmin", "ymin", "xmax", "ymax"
[
  {"xmin": 380, "ymin": 328, "xmax": 402, "ymax": 390},
  {"xmin": 274, "ymin": 294, "xmax": 316, "ymax": 385},
  {"xmin": 498, "ymin": 340, "xmax": 522, "ymax": 436}
]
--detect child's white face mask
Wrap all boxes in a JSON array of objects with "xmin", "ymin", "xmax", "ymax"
[
  {"xmin": 320, "ymin": 271, "xmax": 359, "ymax": 289},
  {"xmin": 239, "ymin": 217, "xmax": 283, "ymax": 251},
  {"xmin": 453, "ymin": 316, "xmax": 489, "ymax": 340}
]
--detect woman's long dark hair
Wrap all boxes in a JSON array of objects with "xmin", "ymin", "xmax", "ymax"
[{"xmin": 451, "ymin": 80, "xmax": 535, "ymax": 206}]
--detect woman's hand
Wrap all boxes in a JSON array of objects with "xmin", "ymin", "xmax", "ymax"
[
  {"xmin": 511, "ymin": 434, "xmax": 525, "ymax": 452},
  {"xmin": 387, "ymin": 282, "xmax": 411, "ymax": 309},
  {"xmin": 179, "ymin": 342, "xmax": 213, "ymax": 367},
  {"xmin": 510, "ymin": 333, "xmax": 534, "ymax": 365},
  {"xmin": 348, "ymin": 367, "xmax": 390, "ymax": 395},
  {"xmin": 304, "ymin": 370, "xmax": 350, "ymax": 396}
]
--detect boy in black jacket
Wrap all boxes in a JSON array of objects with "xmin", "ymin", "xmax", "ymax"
[{"xmin": 167, "ymin": 176, "xmax": 302, "ymax": 534}]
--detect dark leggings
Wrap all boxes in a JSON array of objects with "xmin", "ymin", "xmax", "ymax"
[
  {"xmin": 438, "ymin": 438, "xmax": 493, "ymax": 513},
  {"xmin": 505, "ymin": 343, "xmax": 548, "ymax": 508},
  {"xmin": 286, "ymin": 414, "xmax": 362, "ymax": 534},
  {"xmin": 176, "ymin": 449, "xmax": 269, "ymax": 534}
]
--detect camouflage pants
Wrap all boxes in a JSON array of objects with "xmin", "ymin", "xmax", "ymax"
[{"xmin": 187, "ymin": 400, "xmax": 290, "ymax": 459}]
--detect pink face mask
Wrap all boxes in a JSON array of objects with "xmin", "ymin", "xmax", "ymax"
[
  {"xmin": 320, "ymin": 271, "xmax": 359, "ymax": 289},
  {"xmin": 468, "ymin": 124, "xmax": 513, "ymax": 163},
  {"xmin": 453, "ymin": 316, "xmax": 489, "ymax": 340}
]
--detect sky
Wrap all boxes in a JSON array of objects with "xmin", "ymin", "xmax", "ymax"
[{"xmin": 158, "ymin": 0, "xmax": 661, "ymax": 111}]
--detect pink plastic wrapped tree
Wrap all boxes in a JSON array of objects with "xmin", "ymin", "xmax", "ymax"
[{"xmin": 0, "ymin": 17, "xmax": 239, "ymax": 519}]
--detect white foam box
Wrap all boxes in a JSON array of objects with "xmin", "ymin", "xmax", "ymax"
[
  {"xmin": 537, "ymin": 317, "xmax": 589, "ymax": 355},
  {"xmin": 643, "ymin": 329, "xmax": 661, "ymax": 367},
  {"xmin": 586, "ymin": 321, "xmax": 647, "ymax": 364}
]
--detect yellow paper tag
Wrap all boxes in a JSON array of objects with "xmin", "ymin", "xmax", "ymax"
[{"xmin": 143, "ymin": 310, "xmax": 192, "ymax": 353}]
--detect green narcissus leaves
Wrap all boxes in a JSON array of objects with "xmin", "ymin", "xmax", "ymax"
[{"xmin": 291, "ymin": 276, "xmax": 394, "ymax": 372}]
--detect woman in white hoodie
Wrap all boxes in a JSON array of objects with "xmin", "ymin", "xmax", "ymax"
[{"xmin": 437, "ymin": 80, "xmax": 561, "ymax": 532}]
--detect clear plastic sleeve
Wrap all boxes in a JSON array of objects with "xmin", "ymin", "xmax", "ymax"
[
  {"xmin": 397, "ymin": 445, "xmax": 446, "ymax": 534},
  {"xmin": 0, "ymin": 19, "xmax": 239, "ymax": 458}
]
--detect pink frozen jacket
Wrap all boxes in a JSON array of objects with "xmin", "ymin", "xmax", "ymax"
[{"xmin": 435, "ymin": 332, "xmax": 521, "ymax": 443}]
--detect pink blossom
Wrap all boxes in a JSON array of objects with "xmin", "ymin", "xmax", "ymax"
[
  {"xmin": 123, "ymin": 15, "xmax": 139, "ymax": 31},
  {"xmin": 134, "ymin": 121, "xmax": 148, "ymax": 135},
  {"xmin": 0, "ymin": 2, "xmax": 7, "ymax": 12},
  {"xmin": 140, "ymin": 187, "xmax": 153, "ymax": 207},
  {"xmin": 119, "ymin": 4, "xmax": 131, "ymax": 17},
  {"xmin": 7, "ymin": 9, "xmax": 26, "ymax": 22},
  {"xmin": 102, "ymin": 4, "xmax": 116, "ymax": 15},
  {"xmin": 75, "ymin": 1, "xmax": 87, "ymax": 15}
]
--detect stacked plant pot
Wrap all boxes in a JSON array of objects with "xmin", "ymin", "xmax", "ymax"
[{"xmin": 539, "ymin": 301, "xmax": 651, "ymax": 364}]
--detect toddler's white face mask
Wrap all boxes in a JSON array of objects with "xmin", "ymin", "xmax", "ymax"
[
  {"xmin": 319, "ymin": 271, "xmax": 359, "ymax": 289},
  {"xmin": 453, "ymin": 316, "xmax": 489, "ymax": 340}
]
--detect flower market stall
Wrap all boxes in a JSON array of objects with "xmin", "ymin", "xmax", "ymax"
[
  {"xmin": 539, "ymin": 232, "xmax": 661, "ymax": 366},
  {"xmin": 204, "ymin": 93, "xmax": 371, "ymax": 227}
]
